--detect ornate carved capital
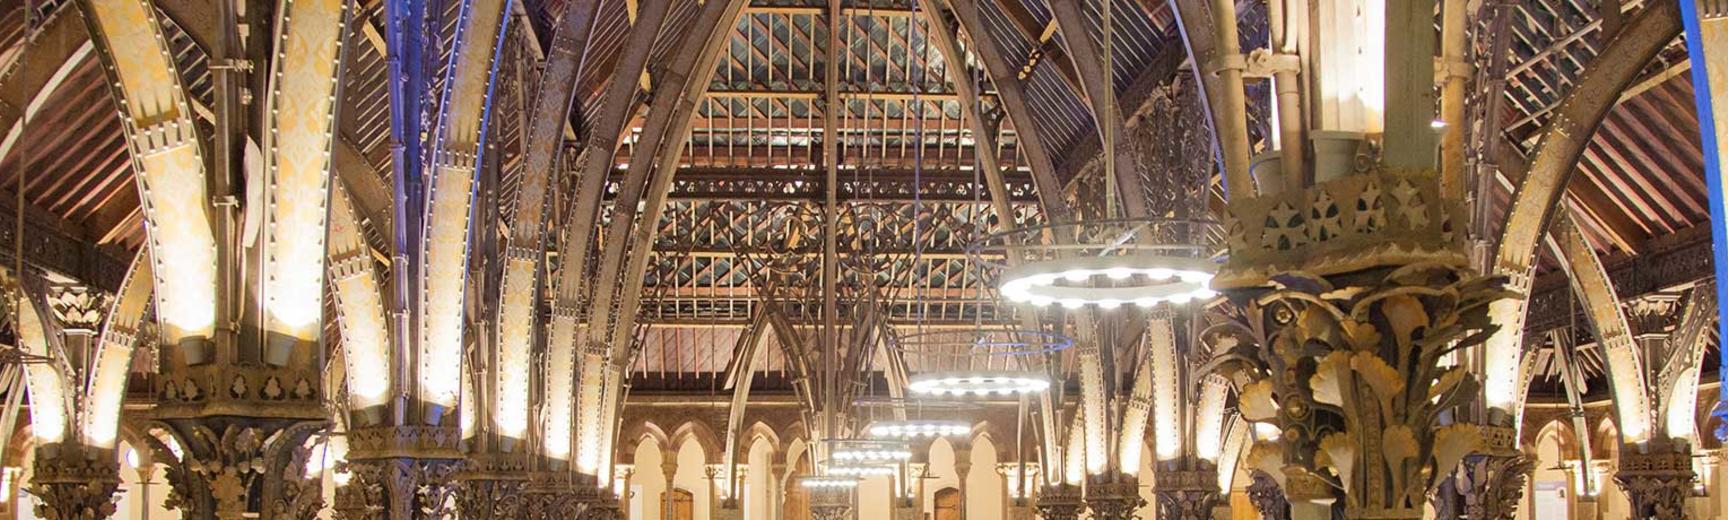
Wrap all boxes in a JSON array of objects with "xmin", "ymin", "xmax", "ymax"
[
  {"xmin": 26, "ymin": 445, "xmax": 120, "ymax": 520},
  {"xmin": 1456, "ymin": 451, "xmax": 1531, "ymax": 520},
  {"xmin": 1613, "ymin": 447, "xmax": 1695, "ymax": 519},
  {"xmin": 1244, "ymin": 471, "xmax": 1290, "ymax": 520},
  {"xmin": 333, "ymin": 458, "xmax": 459, "ymax": 520},
  {"xmin": 1151, "ymin": 469, "xmax": 1220, "ymax": 520},
  {"xmin": 1218, "ymin": 257, "xmax": 1503, "ymax": 519},
  {"xmin": 1084, "ymin": 477, "xmax": 1146, "ymax": 520},
  {"xmin": 1033, "ymin": 484, "xmax": 1084, "ymax": 520},
  {"xmin": 148, "ymin": 420, "xmax": 326, "ymax": 520}
]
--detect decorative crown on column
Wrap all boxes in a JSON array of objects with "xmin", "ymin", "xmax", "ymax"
[{"xmin": 1216, "ymin": 169, "xmax": 1470, "ymax": 290}]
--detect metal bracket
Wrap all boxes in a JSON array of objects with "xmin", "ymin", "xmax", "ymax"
[{"xmin": 1241, "ymin": 49, "xmax": 1299, "ymax": 79}]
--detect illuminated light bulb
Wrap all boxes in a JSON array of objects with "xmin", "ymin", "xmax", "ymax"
[
  {"xmin": 1168, "ymin": 293, "xmax": 1193, "ymax": 305},
  {"xmin": 1193, "ymin": 288, "xmax": 1218, "ymax": 300},
  {"xmin": 1146, "ymin": 268, "xmax": 1173, "ymax": 280},
  {"xmin": 1062, "ymin": 270, "xmax": 1091, "ymax": 282},
  {"xmin": 1028, "ymin": 297, "xmax": 1053, "ymax": 307},
  {"xmin": 1097, "ymin": 300, "xmax": 1122, "ymax": 310},
  {"xmin": 1134, "ymin": 297, "xmax": 1160, "ymax": 308},
  {"xmin": 1060, "ymin": 299, "xmax": 1085, "ymax": 309},
  {"xmin": 1178, "ymin": 271, "xmax": 1210, "ymax": 283},
  {"xmin": 1104, "ymin": 268, "xmax": 1134, "ymax": 280},
  {"xmin": 1430, "ymin": 119, "xmax": 1447, "ymax": 129}
]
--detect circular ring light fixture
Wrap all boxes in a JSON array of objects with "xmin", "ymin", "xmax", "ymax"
[
  {"xmin": 966, "ymin": 218, "xmax": 1223, "ymax": 310},
  {"xmin": 828, "ymin": 440, "xmax": 913, "ymax": 463},
  {"xmin": 866, "ymin": 419, "xmax": 973, "ymax": 439},
  {"xmin": 800, "ymin": 476, "xmax": 861, "ymax": 489},
  {"xmin": 908, "ymin": 371, "xmax": 1050, "ymax": 397},
  {"xmin": 826, "ymin": 464, "xmax": 898, "ymax": 477},
  {"xmin": 997, "ymin": 255, "xmax": 1217, "ymax": 309}
]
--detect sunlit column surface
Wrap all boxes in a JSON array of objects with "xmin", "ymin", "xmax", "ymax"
[{"xmin": 18, "ymin": 290, "xmax": 66, "ymax": 443}]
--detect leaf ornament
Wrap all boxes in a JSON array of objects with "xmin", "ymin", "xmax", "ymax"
[
  {"xmin": 1381, "ymin": 294, "xmax": 1431, "ymax": 349},
  {"xmin": 1427, "ymin": 367, "xmax": 1466, "ymax": 404},
  {"xmin": 1431, "ymin": 425, "xmax": 1481, "ymax": 486},
  {"xmin": 1352, "ymin": 353, "xmax": 1404, "ymax": 408},
  {"xmin": 1339, "ymin": 318, "xmax": 1382, "ymax": 351},
  {"xmin": 1382, "ymin": 425, "xmax": 1420, "ymax": 496},
  {"xmin": 1298, "ymin": 305, "xmax": 1341, "ymax": 345},
  {"xmin": 1318, "ymin": 432, "xmax": 1356, "ymax": 493},
  {"xmin": 1248, "ymin": 442, "xmax": 1287, "ymax": 486},
  {"xmin": 1240, "ymin": 380, "xmax": 1280, "ymax": 422},
  {"xmin": 1309, "ymin": 351, "xmax": 1351, "ymax": 407}
]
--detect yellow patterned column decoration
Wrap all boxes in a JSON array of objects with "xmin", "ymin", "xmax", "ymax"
[
  {"xmin": 260, "ymin": 0, "xmax": 351, "ymax": 345},
  {"xmin": 80, "ymin": 0, "xmax": 217, "ymax": 345}
]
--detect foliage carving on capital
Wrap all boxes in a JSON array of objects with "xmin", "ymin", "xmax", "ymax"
[
  {"xmin": 1210, "ymin": 262, "xmax": 1508, "ymax": 518},
  {"xmin": 26, "ymin": 446, "xmax": 120, "ymax": 520},
  {"xmin": 1613, "ymin": 445, "xmax": 1695, "ymax": 519}
]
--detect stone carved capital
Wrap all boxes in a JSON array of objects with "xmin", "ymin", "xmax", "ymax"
[
  {"xmin": 334, "ymin": 457, "xmax": 460, "ymax": 520},
  {"xmin": 1151, "ymin": 469, "xmax": 1220, "ymax": 520},
  {"xmin": 1033, "ymin": 484, "xmax": 1084, "ymax": 520},
  {"xmin": 145, "ymin": 420, "xmax": 325, "ymax": 520},
  {"xmin": 1456, "ymin": 451, "xmax": 1532, "ymax": 520},
  {"xmin": 26, "ymin": 445, "xmax": 121, "ymax": 520},
  {"xmin": 1613, "ymin": 446, "xmax": 1695, "ymax": 519},
  {"xmin": 1244, "ymin": 471, "xmax": 1290, "ymax": 520}
]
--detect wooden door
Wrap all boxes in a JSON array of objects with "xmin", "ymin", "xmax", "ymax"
[
  {"xmin": 933, "ymin": 487, "xmax": 962, "ymax": 520},
  {"xmin": 664, "ymin": 488, "xmax": 694, "ymax": 520},
  {"xmin": 783, "ymin": 456, "xmax": 812, "ymax": 520}
]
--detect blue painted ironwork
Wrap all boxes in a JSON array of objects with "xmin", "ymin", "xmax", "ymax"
[{"xmin": 1677, "ymin": 0, "xmax": 1728, "ymax": 440}]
